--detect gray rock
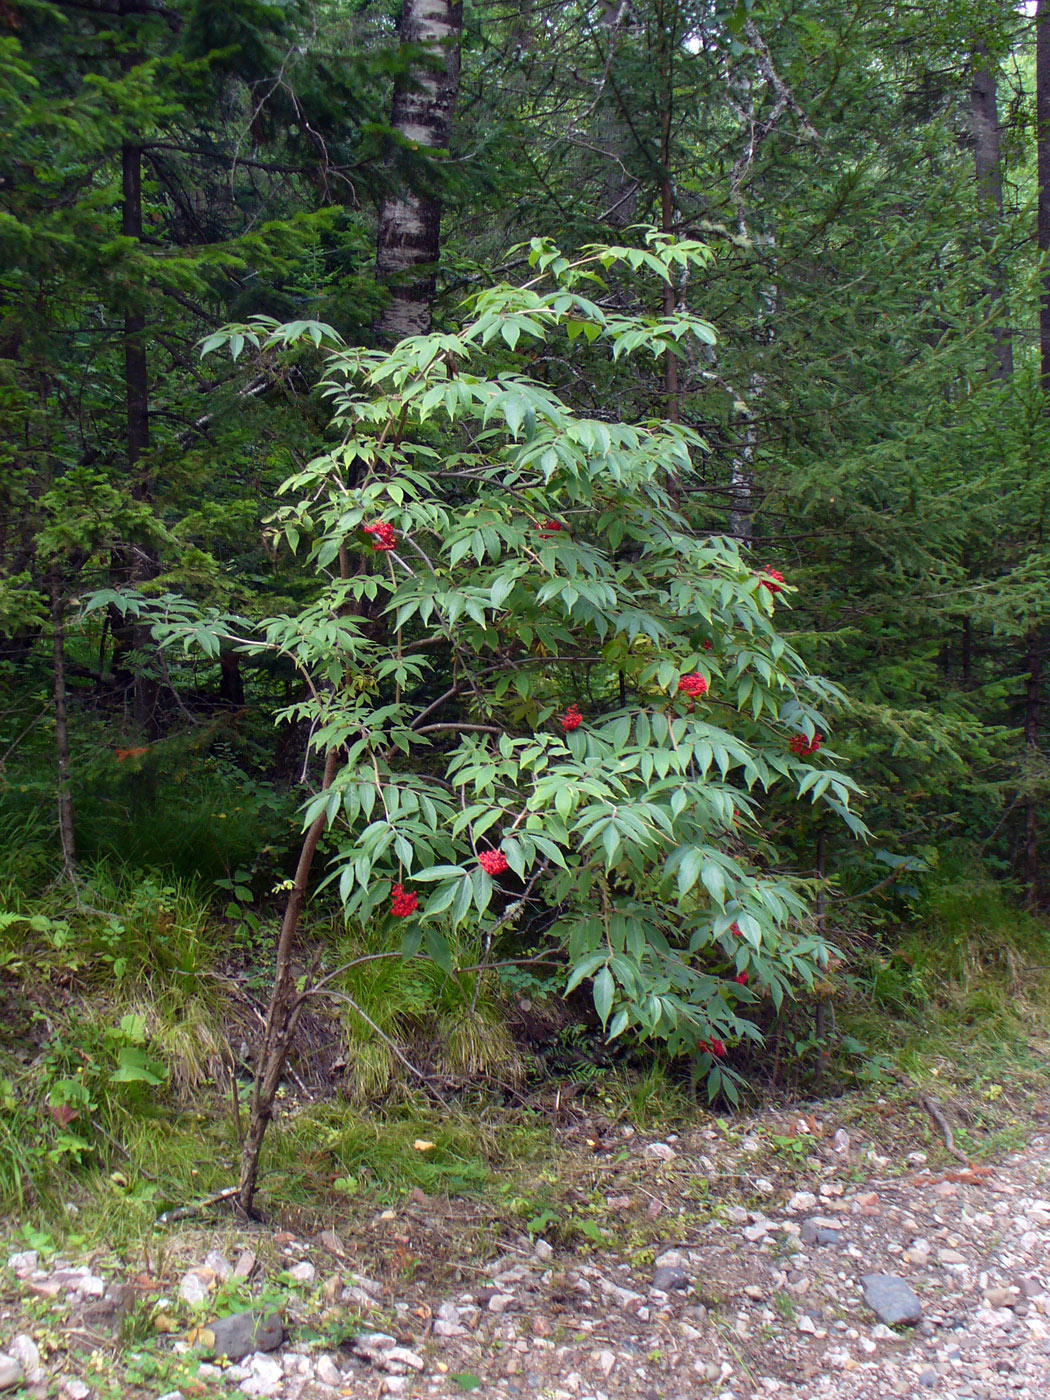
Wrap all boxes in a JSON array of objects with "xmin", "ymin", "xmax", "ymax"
[
  {"xmin": 918, "ymin": 1368, "xmax": 937, "ymax": 1388},
  {"xmin": 800, "ymin": 1220, "xmax": 841, "ymax": 1246},
  {"xmin": 6, "ymin": 1251, "xmax": 37, "ymax": 1276},
  {"xmin": 861, "ymin": 1273, "xmax": 923, "ymax": 1327},
  {"xmin": 196, "ymin": 1311, "xmax": 284, "ymax": 1362},
  {"xmin": 534, "ymin": 1239, "xmax": 554, "ymax": 1263},
  {"xmin": 0, "ymin": 1356, "xmax": 23, "ymax": 1393},
  {"xmin": 652, "ymin": 1266, "xmax": 690, "ymax": 1292}
]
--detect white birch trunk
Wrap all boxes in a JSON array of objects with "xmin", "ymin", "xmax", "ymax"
[{"xmin": 376, "ymin": 0, "xmax": 463, "ymax": 341}]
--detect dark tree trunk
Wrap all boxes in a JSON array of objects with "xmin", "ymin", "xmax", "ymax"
[
  {"xmin": 1025, "ymin": 629, "xmax": 1041, "ymax": 906},
  {"xmin": 375, "ymin": 0, "xmax": 463, "ymax": 342},
  {"xmin": 661, "ymin": 178, "xmax": 679, "ymax": 424},
  {"xmin": 122, "ymin": 140, "xmax": 150, "ymax": 471},
  {"xmin": 50, "ymin": 572, "xmax": 76, "ymax": 877},
  {"xmin": 219, "ymin": 652, "xmax": 246, "ymax": 707},
  {"xmin": 597, "ymin": 0, "xmax": 640, "ymax": 226},
  {"xmin": 237, "ymin": 747, "xmax": 339, "ymax": 1216},
  {"xmin": 813, "ymin": 828, "xmax": 829, "ymax": 1085},
  {"xmin": 1039, "ymin": 3, "xmax": 1050, "ymax": 393},
  {"xmin": 971, "ymin": 52, "xmax": 1013, "ymax": 379}
]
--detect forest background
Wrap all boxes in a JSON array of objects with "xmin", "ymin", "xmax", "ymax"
[{"xmin": 3, "ymin": 0, "xmax": 1050, "ymax": 1222}]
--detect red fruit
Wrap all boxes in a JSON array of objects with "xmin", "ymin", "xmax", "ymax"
[
  {"xmin": 477, "ymin": 849, "xmax": 509, "ymax": 875},
  {"xmin": 559, "ymin": 703, "xmax": 583, "ymax": 731},
  {"xmin": 703, "ymin": 639, "xmax": 713, "ymax": 650},
  {"xmin": 759, "ymin": 567, "xmax": 785, "ymax": 594},
  {"xmin": 789, "ymin": 732, "xmax": 823, "ymax": 757},
  {"xmin": 390, "ymin": 883, "xmax": 419, "ymax": 917},
  {"xmin": 363, "ymin": 521, "xmax": 397, "ymax": 552},
  {"xmin": 698, "ymin": 1038, "xmax": 727, "ymax": 1059},
  {"xmin": 677, "ymin": 672, "xmax": 708, "ymax": 698},
  {"xmin": 537, "ymin": 519, "xmax": 564, "ymax": 538},
  {"xmin": 729, "ymin": 921, "xmax": 742, "ymax": 938},
  {"xmin": 734, "ymin": 972, "xmax": 749, "ymax": 985}
]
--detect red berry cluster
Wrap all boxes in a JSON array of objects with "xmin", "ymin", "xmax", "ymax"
[
  {"xmin": 759, "ymin": 567, "xmax": 785, "ymax": 594},
  {"xmin": 390, "ymin": 883, "xmax": 418, "ymax": 917},
  {"xmin": 477, "ymin": 849, "xmax": 509, "ymax": 875},
  {"xmin": 789, "ymin": 732, "xmax": 823, "ymax": 757},
  {"xmin": 734, "ymin": 971, "xmax": 749, "ymax": 985},
  {"xmin": 559, "ymin": 703, "xmax": 582, "ymax": 731},
  {"xmin": 677, "ymin": 672, "xmax": 708, "ymax": 698},
  {"xmin": 699, "ymin": 1038, "xmax": 726, "ymax": 1059},
  {"xmin": 363, "ymin": 521, "xmax": 397, "ymax": 551},
  {"xmin": 729, "ymin": 921, "xmax": 743, "ymax": 938},
  {"xmin": 537, "ymin": 519, "xmax": 564, "ymax": 538}
]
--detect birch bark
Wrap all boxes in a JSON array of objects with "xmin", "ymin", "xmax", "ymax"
[{"xmin": 376, "ymin": 0, "xmax": 463, "ymax": 341}]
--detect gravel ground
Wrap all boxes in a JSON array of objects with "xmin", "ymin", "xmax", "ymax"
[{"xmin": 3, "ymin": 1117, "xmax": 1050, "ymax": 1399}]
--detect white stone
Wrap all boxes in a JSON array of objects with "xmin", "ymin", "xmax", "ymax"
[
  {"xmin": 177, "ymin": 1271, "xmax": 210, "ymax": 1306},
  {"xmin": 9, "ymin": 1335, "xmax": 42, "ymax": 1383},
  {"xmin": 595, "ymin": 1350, "xmax": 616, "ymax": 1376},
  {"xmin": 156, "ymin": 1392, "xmax": 184, "ymax": 1400},
  {"xmin": 78, "ymin": 1275, "xmax": 105, "ymax": 1297},
  {"xmin": 534, "ymin": 1239, "xmax": 554, "ymax": 1262},
  {"xmin": 203, "ymin": 1250, "xmax": 232, "ymax": 1281},
  {"xmin": 287, "ymin": 1261, "xmax": 316, "ymax": 1285},
  {"xmin": 240, "ymin": 1354, "xmax": 284, "ymax": 1397},
  {"xmin": 743, "ymin": 1221, "xmax": 772, "ymax": 1242},
  {"xmin": 386, "ymin": 1347, "xmax": 424, "ymax": 1371},
  {"xmin": 6, "ymin": 1251, "xmax": 37, "ymax": 1276},
  {"xmin": 0, "ymin": 1356, "xmax": 23, "ymax": 1392},
  {"xmin": 644, "ymin": 1142, "xmax": 676, "ymax": 1162},
  {"xmin": 786, "ymin": 1192, "xmax": 818, "ymax": 1214},
  {"xmin": 316, "ymin": 1356, "xmax": 342, "ymax": 1386},
  {"xmin": 61, "ymin": 1382, "xmax": 90, "ymax": 1400}
]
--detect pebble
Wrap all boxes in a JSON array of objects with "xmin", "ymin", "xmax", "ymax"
[
  {"xmin": 534, "ymin": 1239, "xmax": 554, "ymax": 1262},
  {"xmin": 861, "ymin": 1274, "xmax": 923, "ymax": 1326},
  {"xmin": 8, "ymin": 1335, "xmax": 41, "ymax": 1384},
  {"xmin": 786, "ymin": 1192, "xmax": 818, "ymax": 1214},
  {"xmin": 287, "ymin": 1261, "xmax": 316, "ymax": 1285},
  {"xmin": 316, "ymin": 1356, "xmax": 342, "ymax": 1386},
  {"xmin": 177, "ymin": 1271, "xmax": 210, "ymax": 1307},
  {"xmin": 198, "ymin": 1310, "xmax": 284, "ymax": 1361},
  {"xmin": 203, "ymin": 1250, "xmax": 232, "ymax": 1281},
  {"xmin": 0, "ymin": 1357, "xmax": 22, "ymax": 1392},
  {"xmin": 240, "ymin": 1353, "xmax": 284, "ymax": 1397}
]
